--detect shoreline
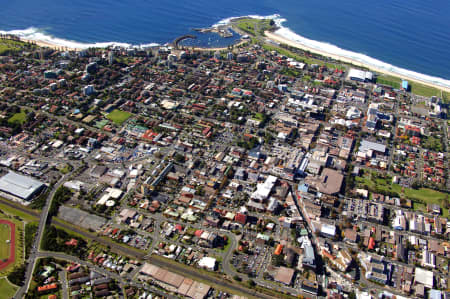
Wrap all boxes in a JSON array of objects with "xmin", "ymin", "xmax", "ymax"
[
  {"xmin": 18, "ymin": 36, "xmax": 246, "ymax": 53},
  {"xmin": 20, "ymin": 38, "xmax": 81, "ymax": 51},
  {"xmin": 264, "ymin": 31, "xmax": 450, "ymax": 94},
  {"xmin": 9, "ymin": 25, "xmax": 450, "ymax": 95}
]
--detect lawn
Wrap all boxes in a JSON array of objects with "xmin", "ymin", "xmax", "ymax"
[
  {"xmin": 355, "ymin": 173, "xmax": 449, "ymax": 217},
  {"xmin": 261, "ymin": 43, "xmax": 345, "ymax": 70},
  {"xmin": 0, "ymin": 223, "xmax": 11, "ymax": 260},
  {"xmin": 0, "ymin": 278, "xmax": 18, "ymax": 298},
  {"xmin": 106, "ymin": 109, "xmax": 132, "ymax": 125},
  {"xmin": 234, "ymin": 18, "xmax": 273, "ymax": 36},
  {"xmin": 376, "ymin": 75, "xmax": 401, "ymax": 89},
  {"xmin": 403, "ymin": 188, "xmax": 449, "ymax": 217},
  {"xmin": 8, "ymin": 111, "xmax": 27, "ymax": 125},
  {"xmin": 421, "ymin": 136, "xmax": 443, "ymax": 152},
  {"xmin": 0, "ymin": 201, "xmax": 39, "ymax": 222},
  {"xmin": 58, "ymin": 163, "xmax": 73, "ymax": 174},
  {"xmin": 253, "ymin": 112, "xmax": 265, "ymax": 121},
  {"xmin": 376, "ymin": 74, "xmax": 450, "ymax": 100}
]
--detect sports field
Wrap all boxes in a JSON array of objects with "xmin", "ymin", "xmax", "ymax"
[
  {"xmin": 106, "ymin": 109, "xmax": 132, "ymax": 125},
  {"xmin": 0, "ymin": 222, "xmax": 11, "ymax": 260},
  {"xmin": 0, "ymin": 220, "xmax": 15, "ymax": 271}
]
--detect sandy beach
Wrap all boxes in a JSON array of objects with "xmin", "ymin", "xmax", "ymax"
[
  {"xmin": 17, "ymin": 29, "xmax": 450, "ymax": 95},
  {"xmin": 21, "ymin": 36, "xmax": 243, "ymax": 53},
  {"xmin": 21, "ymin": 38, "xmax": 81, "ymax": 51},
  {"xmin": 265, "ymin": 31, "xmax": 450, "ymax": 94}
]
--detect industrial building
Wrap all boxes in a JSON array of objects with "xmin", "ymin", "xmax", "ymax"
[{"xmin": 0, "ymin": 171, "xmax": 45, "ymax": 203}]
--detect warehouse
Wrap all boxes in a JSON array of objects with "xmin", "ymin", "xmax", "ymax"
[
  {"xmin": 348, "ymin": 68, "xmax": 373, "ymax": 82},
  {"xmin": 0, "ymin": 171, "xmax": 45, "ymax": 203}
]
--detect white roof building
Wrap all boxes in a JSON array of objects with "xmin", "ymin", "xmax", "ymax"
[
  {"xmin": 0, "ymin": 171, "xmax": 45, "ymax": 201},
  {"xmin": 415, "ymin": 267, "xmax": 434, "ymax": 288},
  {"xmin": 198, "ymin": 257, "xmax": 216, "ymax": 270},
  {"xmin": 359, "ymin": 140, "xmax": 386, "ymax": 154},
  {"xmin": 348, "ymin": 68, "xmax": 373, "ymax": 82},
  {"xmin": 321, "ymin": 223, "xmax": 336, "ymax": 237},
  {"xmin": 251, "ymin": 175, "xmax": 277, "ymax": 202}
]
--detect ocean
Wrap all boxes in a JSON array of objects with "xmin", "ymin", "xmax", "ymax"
[{"xmin": 1, "ymin": 0, "xmax": 450, "ymax": 87}]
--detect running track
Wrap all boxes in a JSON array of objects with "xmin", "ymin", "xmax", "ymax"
[{"xmin": 0, "ymin": 219, "xmax": 15, "ymax": 271}]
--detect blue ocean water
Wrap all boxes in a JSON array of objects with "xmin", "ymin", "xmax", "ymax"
[{"xmin": 0, "ymin": 0, "xmax": 449, "ymax": 82}]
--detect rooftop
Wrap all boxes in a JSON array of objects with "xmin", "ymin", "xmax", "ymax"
[{"xmin": 0, "ymin": 171, "xmax": 45, "ymax": 200}]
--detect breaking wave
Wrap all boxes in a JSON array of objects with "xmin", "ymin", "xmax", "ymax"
[
  {"xmin": 215, "ymin": 14, "xmax": 450, "ymax": 90},
  {"xmin": 2, "ymin": 15, "xmax": 450, "ymax": 90},
  {"xmin": 0, "ymin": 27, "xmax": 160, "ymax": 49}
]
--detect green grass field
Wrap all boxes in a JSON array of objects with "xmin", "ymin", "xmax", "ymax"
[
  {"xmin": 355, "ymin": 174, "xmax": 449, "ymax": 217},
  {"xmin": 0, "ymin": 223, "xmax": 11, "ymax": 260},
  {"xmin": 0, "ymin": 278, "xmax": 18, "ymax": 298},
  {"xmin": 376, "ymin": 74, "xmax": 450, "ymax": 100},
  {"xmin": 7, "ymin": 111, "xmax": 27, "ymax": 125},
  {"xmin": 0, "ymin": 39, "xmax": 25, "ymax": 56},
  {"xmin": 261, "ymin": 43, "xmax": 345, "ymax": 71},
  {"xmin": 0, "ymin": 202, "xmax": 38, "ymax": 222},
  {"xmin": 235, "ymin": 18, "xmax": 273, "ymax": 36},
  {"xmin": 106, "ymin": 109, "xmax": 132, "ymax": 125},
  {"xmin": 376, "ymin": 75, "xmax": 401, "ymax": 89}
]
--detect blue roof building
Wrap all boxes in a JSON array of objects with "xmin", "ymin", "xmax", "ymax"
[{"xmin": 402, "ymin": 80, "xmax": 409, "ymax": 90}]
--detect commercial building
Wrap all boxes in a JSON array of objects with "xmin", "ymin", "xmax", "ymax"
[
  {"xmin": 0, "ymin": 171, "xmax": 45, "ymax": 202},
  {"xmin": 273, "ymin": 266, "xmax": 295, "ymax": 285},
  {"xmin": 414, "ymin": 267, "xmax": 434, "ymax": 288},
  {"xmin": 307, "ymin": 168, "xmax": 344, "ymax": 195},
  {"xmin": 348, "ymin": 68, "xmax": 373, "ymax": 82}
]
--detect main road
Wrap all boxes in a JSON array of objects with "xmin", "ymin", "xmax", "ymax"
[
  {"xmin": 15, "ymin": 173, "xmax": 69, "ymax": 299},
  {"xmin": 2, "ymin": 197, "xmax": 279, "ymax": 299}
]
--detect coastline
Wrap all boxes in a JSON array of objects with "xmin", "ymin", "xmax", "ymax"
[
  {"xmin": 7, "ymin": 21, "xmax": 450, "ymax": 95},
  {"xmin": 265, "ymin": 30, "xmax": 450, "ymax": 94},
  {"xmin": 21, "ymin": 38, "xmax": 81, "ymax": 51}
]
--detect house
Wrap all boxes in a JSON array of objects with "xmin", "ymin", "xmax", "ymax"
[
  {"xmin": 234, "ymin": 212, "xmax": 247, "ymax": 225},
  {"xmin": 38, "ymin": 283, "xmax": 58, "ymax": 292}
]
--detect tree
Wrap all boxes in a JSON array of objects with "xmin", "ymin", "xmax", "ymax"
[
  {"xmin": 174, "ymin": 153, "xmax": 185, "ymax": 163},
  {"xmin": 272, "ymin": 253, "xmax": 284, "ymax": 267},
  {"xmin": 7, "ymin": 264, "xmax": 27, "ymax": 286}
]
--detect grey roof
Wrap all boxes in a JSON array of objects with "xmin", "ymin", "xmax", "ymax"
[
  {"xmin": 0, "ymin": 171, "xmax": 44, "ymax": 200},
  {"xmin": 58, "ymin": 206, "xmax": 107, "ymax": 231},
  {"xmin": 360, "ymin": 140, "xmax": 386, "ymax": 153}
]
